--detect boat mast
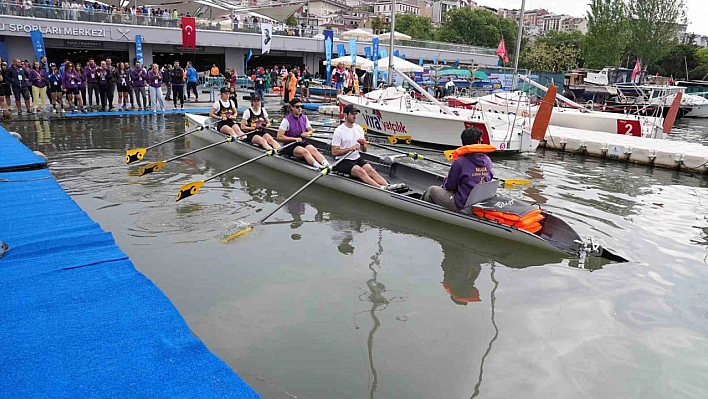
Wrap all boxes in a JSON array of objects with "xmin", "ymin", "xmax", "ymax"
[
  {"xmin": 511, "ymin": 0, "xmax": 526, "ymax": 90},
  {"xmin": 387, "ymin": 0, "xmax": 396, "ymax": 85}
]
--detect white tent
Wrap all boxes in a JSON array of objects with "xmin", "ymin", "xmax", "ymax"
[
  {"xmin": 362, "ymin": 56, "xmax": 423, "ymax": 73},
  {"xmin": 323, "ymin": 55, "xmax": 373, "ymax": 68},
  {"xmin": 377, "ymin": 31, "xmax": 412, "ymax": 40},
  {"xmin": 341, "ymin": 28, "xmax": 376, "ymax": 41}
]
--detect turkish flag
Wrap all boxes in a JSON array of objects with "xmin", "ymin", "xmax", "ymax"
[
  {"xmin": 182, "ymin": 17, "xmax": 196, "ymax": 49},
  {"xmin": 496, "ymin": 37, "xmax": 509, "ymax": 64},
  {"xmin": 631, "ymin": 59, "xmax": 641, "ymax": 81}
]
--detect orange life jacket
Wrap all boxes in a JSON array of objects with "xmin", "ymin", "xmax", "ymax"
[
  {"xmin": 473, "ymin": 208, "xmax": 543, "ymax": 234},
  {"xmin": 449, "ymin": 144, "xmax": 496, "ymax": 160}
]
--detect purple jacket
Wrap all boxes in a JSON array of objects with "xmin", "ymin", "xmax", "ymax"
[
  {"xmin": 84, "ymin": 64, "xmax": 99, "ymax": 83},
  {"xmin": 147, "ymin": 71, "xmax": 162, "ymax": 88},
  {"xmin": 130, "ymin": 68, "xmax": 146, "ymax": 87},
  {"xmin": 29, "ymin": 69, "xmax": 47, "ymax": 88},
  {"xmin": 62, "ymin": 71, "xmax": 81, "ymax": 89},
  {"xmin": 284, "ymin": 113, "xmax": 309, "ymax": 139},
  {"xmin": 444, "ymin": 153, "xmax": 494, "ymax": 210}
]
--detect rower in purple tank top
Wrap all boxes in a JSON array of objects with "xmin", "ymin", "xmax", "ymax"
[{"xmin": 276, "ymin": 97, "xmax": 329, "ymax": 169}]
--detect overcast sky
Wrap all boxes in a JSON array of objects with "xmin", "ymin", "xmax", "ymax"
[{"xmin": 475, "ymin": 0, "xmax": 708, "ymax": 35}]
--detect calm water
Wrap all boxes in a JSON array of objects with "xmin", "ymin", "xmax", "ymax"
[{"xmin": 9, "ymin": 114, "xmax": 708, "ymax": 398}]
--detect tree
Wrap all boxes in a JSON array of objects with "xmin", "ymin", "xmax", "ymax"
[
  {"xmin": 654, "ymin": 43, "xmax": 698, "ymax": 79},
  {"xmin": 696, "ymin": 48, "xmax": 708, "ymax": 64},
  {"xmin": 394, "ymin": 14, "xmax": 436, "ymax": 41},
  {"xmin": 435, "ymin": 8, "xmax": 518, "ymax": 58},
  {"xmin": 521, "ymin": 42, "xmax": 580, "ymax": 72},
  {"xmin": 285, "ymin": 15, "xmax": 298, "ymax": 27},
  {"xmin": 626, "ymin": 0, "xmax": 687, "ymax": 68},
  {"xmin": 536, "ymin": 30, "xmax": 586, "ymax": 67},
  {"xmin": 583, "ymin": 0, "xmax": 630, "ymax": 69}
]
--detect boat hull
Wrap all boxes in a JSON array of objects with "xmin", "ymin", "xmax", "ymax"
[
  {"xmin": 338, "ymin": 90, "xmax": 538, "ymax": 152},
  {"xmin": 183, "ymin": 114, "xmax": 580, "ymax": 255}
]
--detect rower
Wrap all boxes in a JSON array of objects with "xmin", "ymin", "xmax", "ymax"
[
  {"xmin": 277, "ymin": 97, "xmax": 329, "ymax": 169},
  {"xmin": 240, "ymin": 96, "xmax": 280, "ymax": 150},
  {"xmin": 209, "ymin": 87, "xmax": 244, "ymax": 138},
  {"xmin": 421, "ymin": 127, "xmax": 495, "ymax": 211},
  {"xmin": 332, "ymin": 104, "xmax": 389, "ymax": 187}
]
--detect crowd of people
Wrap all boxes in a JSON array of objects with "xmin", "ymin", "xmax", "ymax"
[{"xmin": 0, "ymin": 56, "xmax": 233, "ymax": 114}]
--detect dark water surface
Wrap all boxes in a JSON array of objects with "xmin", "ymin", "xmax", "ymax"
[{"xmin": 9, "ymin": 114, "xmax": 708, "ymax": 398}]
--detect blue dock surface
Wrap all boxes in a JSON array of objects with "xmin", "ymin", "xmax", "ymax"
[{"xmin": 0, "ymin": 126, "xmax": 260, "ymax": 398}]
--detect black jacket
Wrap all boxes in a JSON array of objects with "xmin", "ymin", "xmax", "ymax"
[{"xmin": 171, "ymin": 67, "xmax": 184, "ymax": 85}]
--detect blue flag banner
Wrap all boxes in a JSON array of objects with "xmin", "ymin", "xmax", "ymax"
[
  {"xmin": 337, "ymin": 44, "xmax": 346, "ymax": 58},
  {"xmin": 455, "ymin": 60, "xmax": 459, "ymax": 66},
  {"xmin": 401, "ymin": 54, "xmax": 406, "ymax": 60},
  {"xmin": 393, "ymin": 50, "xmax": 399, "ymax": 58},
  {"xmin": 135, "ymin": 35, "xmax": 143, "ymax": 66},
  {"xmin": 419, "ymin": 57, "xmax": 423, "ymax": 66},
  {"xmin": 497, "ymin": 58, "xmax": 502, "ymax": 66},
  {"xmin": 372, "ymin": 37, "xmax": 379, "ymax": 88},
  {"xmin": 433, "ymin": 55, "xmax": 438, "ymax": 65},
  {"xmin": 324, "ymin": 29, "xmax": 334, "ymax": 83},
  {"xmin": 364, "ymin": 47, "xmax": 371, "ymax": 59},
  {"xmin": 349, "ymin": 39, "xmax": 357, "ymax": 66},
  {"xmin": 380, "ymin": 50, "xmax": 387, "ymax": 59},
  {"xmin": 245, "ymin": 49, "xmax": 252, "ymax": 73},
  {"xmin": 30, "ymin": 30, "xmax": 46, "ymax": 62}
]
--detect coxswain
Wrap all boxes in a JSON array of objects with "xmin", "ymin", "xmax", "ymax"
[
  {"xmin": 240, "ymin": 96, "xmax": 279, "ymax": 150},
  {"xmin": 421, "ymin": 127, "xmax": 494, "ymax": 211},
  {"xmin": 332, "ymin": 104, "xmax": 389, "ymax": 187},
  {"xmin": 209, "ymin": 87, "xmax": 244, "ymax": 137},
  {"xmin": 276, "ymin": 97, "xmax": 329, "ymax": 168}
]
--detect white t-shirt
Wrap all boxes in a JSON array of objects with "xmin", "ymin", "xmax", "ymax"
[
  {"xmin": 332, "ymin": 123, "xmax": 365, "ymax": 160},
  {"xmin": 278, "ymin": 115, "xmax": 312, "ymax": 132},
  {"xmin": 445, "ymin": 80, "xmax": 455, "ymax": 89},
  {"xmin": 241, "ymin": 107, "xmax": 269, "ymax": 123}
]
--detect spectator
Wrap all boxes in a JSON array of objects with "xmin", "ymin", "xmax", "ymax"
[
  {"xmin": 254, "ymin": 67, "xmax": 266, "ymax": 104},
  {"xmin": 171, "ymin": 60, "xmax": 185, "ymax": 109},
  {"xmin": 186, "ymin": 61, "xmax": 198, "ymax": 101},
  {"xmin": 29, "ymin": 61, "xmax": 48, "ymax": 112},
  {"xmin": 130, "ymin": 61, "xmax": 147, "ymax": 110},
  {"xmin": 147, "ymin": 63, "xmax": 165, "ymax": 112}
]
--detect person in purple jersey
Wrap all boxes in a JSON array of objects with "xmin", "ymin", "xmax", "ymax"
[
  {"xmin": 97, "ymin": 61, "xmax": 110, "ymax": 111},
  {"xmin": 276, "ymin": 97, "xmax": 329, "ymax": 168},
  {"xmin": 422, "ymin": 127, "xmax": 494, "ymax": 211},
  {"xmin": 84, "ymin": 58, "xmax": 99, "ymax": 111},
  {"xmin": 29, "ymin": 61, "xmax": 48, "ymax": 113},
  {"xmin": 61, "ymin": 62, "xmax": 87, "ymax": 113},
  {"xmin": 130, "ymin": 61, "xmax": 148, "ymax": 110},
  {"xmin": 147, "ymin": 63, "xmax": 165, "ymax": 112}
]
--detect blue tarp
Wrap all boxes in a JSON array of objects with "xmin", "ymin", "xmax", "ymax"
[
  {"xmin": 0, "ymin": 127, "xmax": 260, "ymax": 399},
  {"xmin": 0, "ymin": 128, "xmax": 46, "ymax": 171}
]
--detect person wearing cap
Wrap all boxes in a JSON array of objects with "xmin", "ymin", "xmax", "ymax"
[
  {"xmin": 331, "ymin": 104, "xmax": 389, "ymax": 187},
  {"xmin": 47, "ymin": 63, "xmax": 64, "ymax": 113},
  {"xmin": 241, "ymin": 96, "xmax": 279, "ymax": 150},
  {"xmin": 277, "ymin": 97, "xmax": 329, "ymax": 168},
  {"xmin": 210, "ymin": 87, "xmax": 243, "ymax": 137}
]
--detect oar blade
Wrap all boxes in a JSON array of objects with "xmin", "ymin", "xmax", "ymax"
[
  {"xmin": 175, "ymin": 180, "xmax": 205, "ymax": 202},
  {"xmin": 222, "ymin": 226, "xmax": 254, "ymax": 243},
  {"xmin": 501, "ymin": 179, "xmax": 531, "ymax": 187},
  {"xmin": 444, "ymin": 149, "xmax": 455, "ymax": 161},
  {"xmin": 138, "ymin": 161, "xmax": 166, "ymax": 176},
  {"xmin": 126, "ymin": 148, "xmax": 147, "ymax": 164}
]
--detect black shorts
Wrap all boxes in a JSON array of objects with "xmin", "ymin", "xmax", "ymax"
[
  {"xmin": 117, "ymin": 84, "xmax": 130, "ymax": 93},
  {"xmin": 217, "ymin": 119, "xmax": 236, "ymax": 131},
  {"xmin": 48, "ymin": 84, "xmax": 63, "ymax": 93},
  {"xmin": 343, "ymin": 86, "xmax": 353, "ymax": 94},
  {"xmin": 65, "ymin": 87, "xmax": 79, "ymax": 95},
  {"xmin": 335, "ymin": 157, "xmax": 368, "ymax": 175},
  {"xmin": 279, "ymin": 141, "xmax": 307, "ymax": 157},
  {"xmin": 0, "ymin": 84, "xmax": 9, "ymax": 96},
  {"xmin": 12, "ymin": 86, "xmax": 30, "ymax": 101}
]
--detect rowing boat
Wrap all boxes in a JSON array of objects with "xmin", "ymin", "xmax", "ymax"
[{"xmin": 183, "ymin": 113, "xmax": 624, "ymax": 260}]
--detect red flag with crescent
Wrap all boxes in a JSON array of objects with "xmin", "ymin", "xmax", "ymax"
[
  {"xmin": 496, "ymin": 37, "xmax": 509, "ymax": 64},
  {"xmin": 182, "ymin": 17, "xmax": 196, "ymax": 49}
]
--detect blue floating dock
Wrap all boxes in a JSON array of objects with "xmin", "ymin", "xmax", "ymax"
[
  {"xmin": 63, "ymin": 107, "xmax": 214, "ymax": 117},
  {"xmin": 0, "ymin": 127, "xmax": 260, "ymax": 398}
]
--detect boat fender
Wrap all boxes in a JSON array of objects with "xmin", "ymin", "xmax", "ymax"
[
  {"xmin": 446, "ymin": 144, "xmax": 496, "ymax": 160},
  {"xmin": 33, "ymin": 151, "xmax": 47, "ymax": 162}
]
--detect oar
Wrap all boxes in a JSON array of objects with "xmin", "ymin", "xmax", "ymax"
[
  {"xmin": 366, "ymin": 141, "xmax": 530, "ymax": 187},
  {"xmin": 174, "ymin": 141, "xmax": 299, "ymax": 202},
  {"xmin": 126, "ymin": 119, "xmax": 219, "ymax": 164},
  {"xmin": 138, "ymin": 135, "xmax": 241, "ymax": 176},
  {"xmin": 222, "ymin": 150, "xmax": 355, "ymax": 242}
]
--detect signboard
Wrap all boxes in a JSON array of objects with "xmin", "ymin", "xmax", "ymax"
[
  {"xmin": 0, "ymin": 23, "xmax": 106, "ymax": 37},
  {"xmin": 65, "ymin": 40, "xmax": 104, "ymax": 49},
  {"xmin": 173, "ymin": 45, "xmax": 206, "ymax": 52},
  {"xmin": 617, "ymin": 119, "xmax": 641, "ymax": 136}
]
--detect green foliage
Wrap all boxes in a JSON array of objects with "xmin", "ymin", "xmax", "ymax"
[
  {"xmin": 285, "ymin": 15, "xmax": 298, "ymax": 27},
  {"xmin": 689, "ymin": 64, "xmax": 708, "ymax": 80},
  {"xmin": 584, "ymin": 0, "xmax": 630, "ymax": 69},
  {"xmin": 696, "ymin": 48, "xmax": 708, "ymax": 64},
  {"xmin": 394, "ymin": 14, "xmax": 436, "ymax": 41},
  {"xmin": 371, "ymin": 16, "xmax": 383, "ymax": 34},
  {"xmin": 435, "ymin": 8, "xmax": 518, "ymax": 57},
  {"xmin": 626, "ymin": 0, "xmax": 687, "ymax": 67},
  {"xmin": 521, "ymin": 41, "xmax": 581, "ymax": 72},
  {"xmin": 653, "ymin": 43, "xmax": 698, "ymax": 78}
]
